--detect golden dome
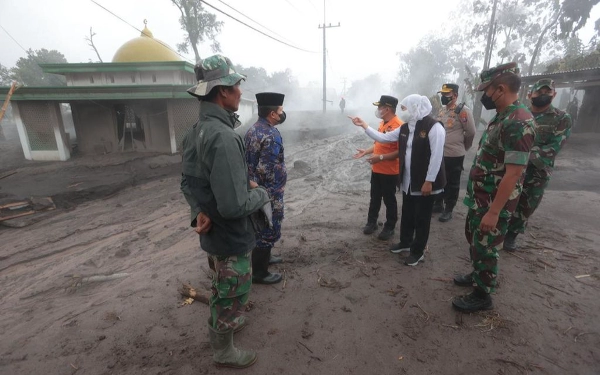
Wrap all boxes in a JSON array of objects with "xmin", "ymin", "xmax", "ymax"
[{"xmin": 112, "ymin": 24, "xmax": 181, "ymax": 63}]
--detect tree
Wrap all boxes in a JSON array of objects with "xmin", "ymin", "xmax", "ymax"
[
  {"xmin": 346, "ymin": 74, "xmax": 384, "ymax": 107},
  {"xmin": 84, "ymin": 27, "xmax": 103, "ymax": 63},
  {"xmin": 0, "ymin": 64, "xmax": 11, "ymax": 86},
  {"xmin": 558, "ymin": 0, "xmax": 600, "ymax": 37},
  {"xmin": 171, "ymin": 0, "xmax": 223, "ymax": 62},
  {"xmin": 10, "ymin": 49, "xmax": 67, "ymax": 86}
]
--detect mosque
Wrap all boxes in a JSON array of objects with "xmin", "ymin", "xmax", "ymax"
[{"xmin": 1, "ymin": 23, "xmax": 254, "ymax": 161}]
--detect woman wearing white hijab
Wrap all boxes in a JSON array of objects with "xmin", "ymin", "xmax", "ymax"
[{"xmin": 350, "ymin": 94, "xmax": 446, "ymax": 266}]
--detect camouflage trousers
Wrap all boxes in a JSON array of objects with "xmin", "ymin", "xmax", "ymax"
[
  {"xmin": 508, "ymin": 168, "xmax": 550, "ymax": 234},
  {"xmin": 465, "ymin": 209, "xmax": 509, "ymax": 294},
  {"xmin": 256, "ymin": 193, "xmax": 284, "ymax": 249},
  {"xmin": 207, "ymin": 252, "xmax": 252, "ymax": 331}
]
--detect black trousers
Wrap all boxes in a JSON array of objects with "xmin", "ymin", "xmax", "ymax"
[
  {"xmin": 434, "ymin": 155, "xmax": 464, "ymax": 212},
  {"xmin": 399, "ymin": 191, "xmax": 436, "ymax": 256},
  {"xmin": 367, "ymin": 172, "xmax": 398, "ymax": 230}
]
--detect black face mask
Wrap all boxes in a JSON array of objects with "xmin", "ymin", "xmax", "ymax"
[
  {"xmin": 531, "ymin": 95, "xmax": 552, "ymax": 108},
  {"xmin": 480, "ymin": 92, "xmax": 497, "ymax": 110},
  {"xmin": 441, "ymin": 96, "xmax": 453, "ymax": 106},
  {"xmin": 277, "ymin": 111, "xmax": 286, "ymax": 124}
]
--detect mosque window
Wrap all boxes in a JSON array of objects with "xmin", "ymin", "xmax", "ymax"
[
  {"xmin": 110, "ymin": 76, "xmax": 115, "ymax": 83},
  {"xmin": 89, "ymin": 76, "xmax": 94, "ymax": 84},
  {"xmin": 152, "ymin": 74, "xmax": 157, "ymax": 83},
  {"xmin": 131, "ymin": 75, "xmax": 136, "ymax": 83}
]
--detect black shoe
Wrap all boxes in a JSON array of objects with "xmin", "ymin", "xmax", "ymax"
[
  {"xmin": 453, "ymin": 273, "xmax": 473, "ymax": 287},
  {"xmin": 439, "ymin": 211, "xmax": 453, "ymax": 222},
  {"xmin": 252, "ymin": 272, "xmax": 282, "ymax": 284},
  {"xmin": 363, "ymin": 222, "xmax": 377, "ymax": 235},
  {"xmin": 269, "ymin": 255, "xmax": 283, "ymax": 264},
  {"xmin": 452, "ymin": 290, "xmax": 493, "ymax": 312},
  {"xmin": 404, "ymin": 253, "xmax": 424, "ymax": 266},
  {"xmin": 503, "ymin": 232, "xmax": 518, "ymax": 252},
  {"xmin": 432, "ymin": 203, "xmax": 444, "ymax": 214},
  {"xmin": 377, "ymin": 228, "xmax": 394, "ymax": 241},
  {"xmin": 389, "ymin": 242, "xmax": 411, "ymax": 254}
]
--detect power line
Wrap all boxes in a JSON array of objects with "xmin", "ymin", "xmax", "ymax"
[
  {"xmin": 90, "ymin": 0, "xmax": 195, "ymax": 64},
  {"xmin": 0, "ymin": 24, "xmax": 29, "ymax": 56},
  {"xmin": 214, "ymin": 0, "xmax": 295, "ymax": 44},
  {"xmin": 199, "ymin": 0, "xmax": 319, "ymax": 53}
]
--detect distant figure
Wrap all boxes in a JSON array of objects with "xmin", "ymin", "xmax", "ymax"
[
  {"xmin": 433, "ymin": 83, "xmax": 476, "ymax": 223},
  {"xmin": 244, "ymin": 92, "xmax": 287, "ymax": 285},
  {"xmin": 353, "ymin": 95, "xmax": 402, "ymax": 241},
  {"xmin": 503, "ymin": 79, "xmax": 572, "ymax": 252},
  {"xmin": 339, "ymin": 97, "xmax": 346, "ymax": 113},
  {"xmin": 566, "ymin": 96, "xmax": 578, "ymax": 129}
]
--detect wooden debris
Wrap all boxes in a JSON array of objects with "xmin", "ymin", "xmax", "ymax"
[
  {"xmin": 282, "ymin": 269, "xmax": 287, "ymax": 290},
  {"xmin": 533, "ymin": 280, "xmax": 572, "ymax": 296},
  {"xmin": 413, "ymin": 302, "xmax": 430, "ymax": 322},
  {"xmin": 0, "ymin": 170, "xmax": 17, "ymax": 180},
  {"xmin": 536, "ymin": 258, "xmax": 556, "ymax": 269},
  {"xmin": 575, "ymin": 274, "xmax": 590, "ymax": 279},
  {"xmin": 178, "ymin": 283, "xmax": 210, "ymax": 305}
]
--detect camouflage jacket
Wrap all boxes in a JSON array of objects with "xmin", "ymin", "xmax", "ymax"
[
  {"xmin": 529, "ymin": 104, "xmax": 572, "ymax": 178},
  {"xmin": 464, "ymin": 101, "xmax": 536, "ymax": 217},
  {"xmin": 244, "ymin": 118, "xmax": 287, "ymax": 198},
  {"xmin": 180, "ymin": 101, "xmax": 270, "ymax": 256}
]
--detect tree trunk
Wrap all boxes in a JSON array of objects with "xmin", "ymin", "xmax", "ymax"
[
  {"xmin": 191, "ymin": 43, "xmax": 201, "ymax": 63},
  {"xmin": 528, "ymin": 12, "xmax": 560, "ymax": 76}
]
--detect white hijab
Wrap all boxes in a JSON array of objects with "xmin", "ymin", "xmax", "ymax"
[{"xmin": 399, "ymin": 94, "xmax": 432, "ymax": 125}]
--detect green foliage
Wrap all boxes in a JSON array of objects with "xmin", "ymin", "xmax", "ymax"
[
  {"xmin": 171, "ymin": 0, "xmax": 223, "ymax": 62},
  {"xmin": 10, "ymin": 49, "xmax": 67, "ymax": 86}
]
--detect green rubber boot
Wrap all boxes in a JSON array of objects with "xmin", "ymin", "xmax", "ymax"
[{"xmin": 207, "ymin": 324, "xmax": 257, "ymax": 368}]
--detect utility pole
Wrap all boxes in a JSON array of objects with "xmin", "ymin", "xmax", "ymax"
[
  {"xmin": 318, "ymin": 0, "xmax": 339, "ymax": 113},
  {"xmin": 473, "ymin": 0, "xmax": 498, "ymax": 127}
]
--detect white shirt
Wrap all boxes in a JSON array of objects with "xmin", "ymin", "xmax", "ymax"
[{"xmin": 364, "ymin": 122, "xmax": 445, "ymax": 195}]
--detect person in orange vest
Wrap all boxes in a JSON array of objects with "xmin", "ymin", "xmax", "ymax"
[{"xmin": 354, "ymin": 95, "xmax": 403, "ymax": 241}]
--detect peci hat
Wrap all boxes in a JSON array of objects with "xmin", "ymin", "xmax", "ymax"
[
  {"xmin": 438, "ymin": 83, "xmax": 459, "ymax": 94},
  {"xmin": 256, "ymin": 92, "xmax": 285, "ymax": 106},
  {"xmin": 529, "ymin": 78, "xmax": 555, "ymax": 94},
  {"xmin": 187, "ymin": 54, "xmax": 246, "ymax": 98},
  {"xmin": 373, "ymin": 95, "xmax": 398, "ymax": 108},
  {"xmin": 476, "ymin": 62, "xmax": 520, "ymax": 91}
]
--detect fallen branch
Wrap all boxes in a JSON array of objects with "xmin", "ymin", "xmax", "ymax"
[
  {"xmin": 504, "ymin": 251, "xmax": 525, "ymax": 261},
  {"xmin": 178, "ymin": 283, "xmax": 210, "ymax": 305},
  {"xmin": 574, "ymin": 332, "xmax": 596, "ymax": 342},
  {"xmin": 297, "ymin": 341, "xmax": 313, "ymax": 353},
  {"xmin": 533, "ymin": 280, "xmax": 572, "ymax": 296},
  {"xmin": 282, "ymin": 269, "xmax": 287, "ymax": 290},
  {"xmin": 413, "ymin": 302, "xmax": 430, "ymax": 322},
  {"xmin": 429, "ymin": 277, "xmax": 453, "ymax": 283},
  {"xmin": 536, "ymin": 258, "xmax": 556, "ymax": 269}
]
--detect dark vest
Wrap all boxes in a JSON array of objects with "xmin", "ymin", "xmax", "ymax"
[{"xmin": 398, "ymin": 115, "xmax": 446, "ymax": 193}]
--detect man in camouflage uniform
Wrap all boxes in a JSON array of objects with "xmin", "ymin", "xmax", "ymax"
[
  {"xmin": 244, "ymin": 92, "xmax": 287, "ymax": 284},
  {"xmin": 452, "ymin": 62, "xmax": 536, "ymax": 312},
  {"xmin": 181, "ymin": 54, "xmax": 270, "ymax": 368},
  {"xmin": 434, "ymin": 83, "xmax": 477, "ymax": 222},
  {"xmin": 503, "ymin": 79, "xmax": 572, "ymax": 251}
]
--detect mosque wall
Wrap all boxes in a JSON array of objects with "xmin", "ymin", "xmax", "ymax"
[{"xmin": 70, "ymin": 101, "xmax": 117, "ymax": 154}]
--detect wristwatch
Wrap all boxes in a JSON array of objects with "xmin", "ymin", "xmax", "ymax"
[{"xmin": 379, "ymin": 154, "xmax": 384, "ymax": 161}]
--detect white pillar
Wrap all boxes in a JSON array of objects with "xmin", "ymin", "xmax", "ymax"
[
  {"xmin": 11, "ymin": 102, "xmax": 33, "ymax": 160},
  {"xmin": 167, "ymin": 100, "xmax": 177, "ymax": 154},
  {"xmin": 50, "ymin": 103, "xmax": 71, "ymax": 161}
]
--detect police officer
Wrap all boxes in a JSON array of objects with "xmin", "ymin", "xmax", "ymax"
[
  {"xmin": 504, "ymin": 79, "xmax": 572, "ymax": 251},
  {"xmin": 434, "ymin": 84, "xmax": 476, "ymax": 222},
  {"xmin": 181, "ymin": 55, "xmax": 270, "ymax": 368},
  {"xmin": 452, "ymin": 62, "xmax": 536, "ymax": 312},
  {"xmin": 244, "ymin": 92, "xmax": 287, "ymax": 284}
]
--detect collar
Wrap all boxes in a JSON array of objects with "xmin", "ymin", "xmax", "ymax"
[
  {"xmin": 200, "ymin": 101, "xmax": 239, "ymax": 129},
  {"xmin": 257, "ymin": 117, "xmax": 275, "ymax": 127}
]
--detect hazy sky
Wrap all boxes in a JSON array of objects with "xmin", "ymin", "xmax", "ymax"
[{"xmin": 1, "ymin": 0, "xmax": 599, "ymax": 94}]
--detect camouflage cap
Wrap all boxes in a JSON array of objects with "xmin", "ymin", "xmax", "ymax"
[
  {"xmin": 476, "ymin": 62, "xmax": 520, "ymax": 91},
  {"xmin": 187, "ymin": 54, "xmax": 246, "ymax": 98},
  {"xmin": 529, "ymin": 78, "xmax": 555, "ymax": 94}
]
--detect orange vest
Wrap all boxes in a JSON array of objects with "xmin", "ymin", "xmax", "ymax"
[{"xmin": 373, "ymin": 115, "xmax": 402, "ymax": 175}]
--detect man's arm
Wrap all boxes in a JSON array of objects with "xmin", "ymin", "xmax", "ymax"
[
  {"xmin": 181, "ymin": 174, "xmax": 202, "ymax": 227},
  {"xmin": 366, "ymin": 150, "xmax": 399, "ymax": 164},
  {"xmin": 354, "ymin": 145, "xmax": 374, "ymax": 159},
  {"xmin": 479, "ymin": 164, "xmax": 525, "ymax": 232},
  {"xmin": 348, "ymin": 116, "xmax": 399, "ymax": 143},
  {"xmin": 462, "ymin": 107, "xmax": 476, "ymax": 151},
  {"xmin": 254, "ymin": 134, "xmax": 278, "ymax": 189},
  {"xmin": 529, "ymin": 113, "xmax": 572, "ymax": 170}
]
